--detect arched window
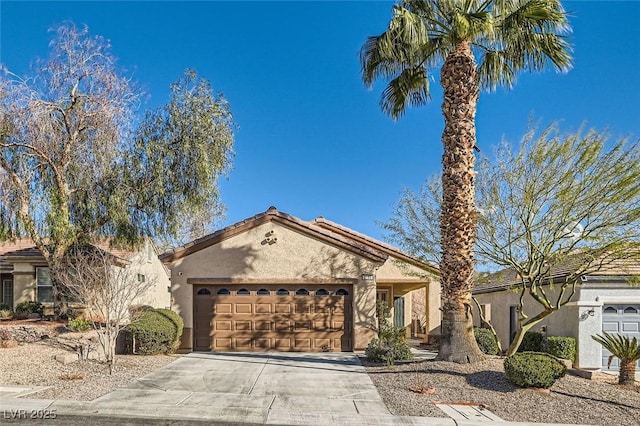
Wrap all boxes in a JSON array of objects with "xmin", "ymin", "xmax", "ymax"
[
  {"xmin": 257, "ymin": 288, "xmax": 270, "ymax": 295},
  {"xmin": 296, "ymin": 289, "xmax": 309, "ymax": 296},
  {"xmin": 624, "ymin": 306, "xmax": 639, "ymax": 314},
  {"xmin": 603, "ymin": 306, "xmax": 617, "ymax": 314},
  {"xmin": 316, "ymin": 289, "xmax": 329, "ymax": 296},
  {"xmin": 197, "ymin": 288, "xmax": 211, "ymax": 295},
  {"xmin": 237, "ymin": 288, "xmax": 250, "ymax": 295},
  {"xmin": 217, "ymin": 288, "xmax": 230, "ymax": 295},
  {"xmin": 276, "ymin": 288, "xmax": 290, "ymax": 296},
  {"xmin": 336, "ymin": 288, "xmax": 349, "ymax": 296}
]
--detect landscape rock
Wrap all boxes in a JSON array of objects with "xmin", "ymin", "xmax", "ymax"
[
  {"xmin": 56, "ymin": 352, "xmax": 79, "ymax": 365},
  {"xmin": 0, "ymin": 339, "xmax": 18, "ymax": 348}
]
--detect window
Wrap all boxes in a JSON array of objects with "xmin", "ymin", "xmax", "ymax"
[
  {"xmin": 276, "ymin": 288, "xmax": 289, "ymax": 296},
  {"xmin": 336, "ymin": 288, "xmax": 349, "ymax": 296},
  {"xmin": 197, "ymin": 288, "xmax": 211, "ymax": 295},
  {"xmin": 295, "ymin": 289, "xmax": 309, "ymax": 296},
  {"xmin": 257, "ymin": 288, "xmax": 270, "ymax": 295},
  {"xmin": 603, "ymin": 306, "xmax": 617, "ymax": 314},
  {"xmin": 36, "ymin": 267, "xmax": 53, "ymax": 303},
  {"xmin": 237, "ymin": 288, "xmax": 250, "ymax": 295},
  {"xmin": 376, "ymin": 289, "xmax": 389, "ymax": 303},
  {"xmin": 480, "ymin": 304, "xmax": 492, "ymax": 322},
  {"xmin": 624, "ymin": 306, "xmax": 638, "ymax": 314},
  {"xmin": 217, "ymin": 288, "xmax": 230, "ymax": 295},
  {"xmin": 137, "ymin": 273, "xmax": 146, "ymax": 283},
  {"xmin": 2, "ymin": 279, "xmax": 13, "ymax": 309},
  {"xmin": 316, "ymin": 289, "xmax": 329, "ymax": 296}
]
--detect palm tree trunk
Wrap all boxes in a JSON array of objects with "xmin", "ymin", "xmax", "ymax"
[
  {"xmin": 437, "ymin": 40, "xmax": 484, "ymax": 363},
  {"xmin": 618, "ymin": 360, "xmax": 636, "ymax": 386}
]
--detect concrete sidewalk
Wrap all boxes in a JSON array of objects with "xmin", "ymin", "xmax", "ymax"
[{"xmin": 0, "ymin": 352, "xmax": 590, "ymax": 425}]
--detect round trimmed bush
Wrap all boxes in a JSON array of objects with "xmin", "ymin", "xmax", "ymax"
[
  {"xmin": 474, "ymin": 327, "xmax": 499, "ymax": 355},
  {"xmin": 127, "ymin": 308, "xmax": 184, "ymax": 355},
  {"xmin": 504, "ymin": 352, "xmax": 566, "ymax": 389}
]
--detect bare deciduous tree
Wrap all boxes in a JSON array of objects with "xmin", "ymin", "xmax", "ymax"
[{"xmin": 54, "ymin": 246, "xmax": 156, "ymax": 373}]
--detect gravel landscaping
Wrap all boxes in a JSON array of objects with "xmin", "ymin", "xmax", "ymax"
[
  {"xmin": 0, "ymin": 321, "xmax": 178, "ymax": 401},
  {"xmin": 365, "ymin": 357, "xmax": 640, "ymax": 425},
  {"xmin": 2, "ymin": 321, "xmax": 640, "ymax": 425}
]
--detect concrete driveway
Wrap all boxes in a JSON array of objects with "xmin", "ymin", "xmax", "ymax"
[{"xmin": 89, "ymin": 352, "xmax": 435, "ymax": 425}]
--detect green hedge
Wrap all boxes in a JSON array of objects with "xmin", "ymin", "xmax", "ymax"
[
  {"xmin": 127, "ymin": 308, "xmax": 184, "ymax": 355},
  {"xmin": 545, "ymin": 336, "xmax": 576, "ymax": 362},
  {"xmin": 15, "ymin": 301, "xmax": 44, "ymax": 317},
  {"xmin": 474, "ymin": 327, "xmax": 499, "ymax": 355},
  {"xmin": 504, "ymin": 352, "xmax": 566, "ymax": 389},
  {"xmin": 516, "ymin": 331, "xmax": 544, "ymax": 352}
]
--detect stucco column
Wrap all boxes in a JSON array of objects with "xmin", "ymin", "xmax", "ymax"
[{"xmin": 570, "ymin": 301, "xmax": 603, "ymax": 370}]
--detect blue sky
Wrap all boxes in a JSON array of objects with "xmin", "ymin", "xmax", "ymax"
[{"xmin": 1, "ymin": 1, "xmax": 639, "ymax": 243}]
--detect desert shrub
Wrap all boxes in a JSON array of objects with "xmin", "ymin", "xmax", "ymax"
[
  {"xmin": 0, "ymin": 303, "xmax": 11, "ymax": 311},
  {"xmin": 15, "ymin": 301, "xmax": 44, "ymax": 317},
  {"xmin": 365, "ymin": 300, "xmax": 412, "ymax": 365},
  {"xmin": 545, "ymin": 336, "xmax": 576, "ymax": 362},
  {"xmin": 67, "ymin": 317, "xmax": 92, "ymax": 332},
  {"xmin": 516, "ymin": 331, "xmax": 544, "ymax": 352},
  {"xmin": 0, "ymin": 309, "xmax": 12, "ymax": 319},
  {"xmin": 474, "ymin": 327, "xmax": 499, "ymax": 355},
  {"xmin": 504, "ymin": 352, "xmax": 566, "ymax": 389},
  {"xmin": 127, "ymin": 308, "xmax": 184, "ymax": 355}
]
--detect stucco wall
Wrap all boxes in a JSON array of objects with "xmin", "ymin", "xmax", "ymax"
[
  {"xmin": 127, "ymin": 244, "xmax": 171, "ymax": 309},
  {"xmin": 376, "ymin": 258, "xmax": 441, "ymax": 337},
  {"xmin": 167, "ymin": 222, "xmax": 380, "ymax": 350},
  {"xmin": 473, "ymin": 280, "xmax": 640, "ymax": 369}
]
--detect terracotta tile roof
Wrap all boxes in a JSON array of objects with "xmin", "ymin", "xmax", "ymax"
[
  {"xmin": 0, "ymin": 238, "xmax": 136, "ymax": 261},
  {"xmin": 159, "ymin": 206, "xmax": 390, "ymax": 264},
  {"xmin": 474, "ymin": 253, "xmax": 640, "ymax": 294}
]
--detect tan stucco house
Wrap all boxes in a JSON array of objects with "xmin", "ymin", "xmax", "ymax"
[
  {"xmin": 472, "ymin": 260, "xmax": 640, "ymax": 372},
  {"xmin": 0, "ymin": 239, "xmax": 171, "ymax": 313},
  {"xmin": 160, "ymin": 207, "xmax": 441, "ymax": 352}
]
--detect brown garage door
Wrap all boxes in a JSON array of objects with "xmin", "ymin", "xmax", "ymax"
[{"xmin": 193, "ymin": 284, "xmax": 353, "ymax": 352}]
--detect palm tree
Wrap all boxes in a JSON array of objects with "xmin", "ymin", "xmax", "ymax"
[
  {"xmin": 361, "ymin": 0, "xmax": 572, "ymax": 363},
  {"xmin": 593, "ymin": 332, "xmax": 640, "ymax": 385}
]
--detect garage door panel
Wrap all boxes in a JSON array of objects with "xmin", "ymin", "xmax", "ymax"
[
  {"xmin": 235, "ymin": 304, "xmax": 252, "ymax": 314},
  {"xmin": 295, "ymin": 321, "xmax": 311, "ymax": 331},
  {"xmin": 215, "ymin": 303, "xmax": 232, "ymax": 314},
  {"xmin": 197, "ymin": 285, "xmax": 353, "ymax": 352},
  {"xmin": 602, "ymin": 304, "xmax": 640, "ymax": 370},
  {"xmin": 214, "ymin": 338, "xmax": 232, "ymax": 350},
  {"xmin": 314, "ymin": 320, "xmax": 330, "ymax": 331},
  {"xmin": 215, "ymin": 320, "xmax": 232, "ymax": 331},
  {"xmin": 294, "ymin": 338, "xmax": 311, "ymax": 349},
  {"xmin": 235, "ymin": 320, "xmax": 252, "ymax": 331},
  {"xmin": 256, "ymin": 304, "xmax": 272, "ymax": 313},
  {"xmin": 275, "ymin": 304, "xmax": 291, "ymax": 313},
  {"xmin": 295, "ymin": 303, "xmax": 312, "ymax": 314},
  {"xmin": 255, "ymin": 320, "xmax": 271, "ymax": 331},
  {"xmin": 275, "ymin": 338, "xmax": 291, "ymax": 349}
]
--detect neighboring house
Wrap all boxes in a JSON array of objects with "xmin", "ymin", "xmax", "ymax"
[
  {"xmin": 0, "ymin": 238, "xmax": 171, "ymax": 312},
  {"xmin": 160, "ymin": 207, "xmax": 441, "ymax": 352},
  {"xmin": 472, "ymin": 260, "xmax": 640, "ymax": 371}
]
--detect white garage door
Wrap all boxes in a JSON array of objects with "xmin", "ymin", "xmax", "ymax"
[{"xmin": 601, "ymin": 305, "xmax": 640, "ymax": 370}]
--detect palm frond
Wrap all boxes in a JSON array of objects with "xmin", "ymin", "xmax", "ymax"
[
  {"xmin": 592, "ymin": 332, "xmax": 640, "ymax": 365},
  {"xmin": 380, "ymin": 67, "xmax": 430, "ymax": 120}
]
